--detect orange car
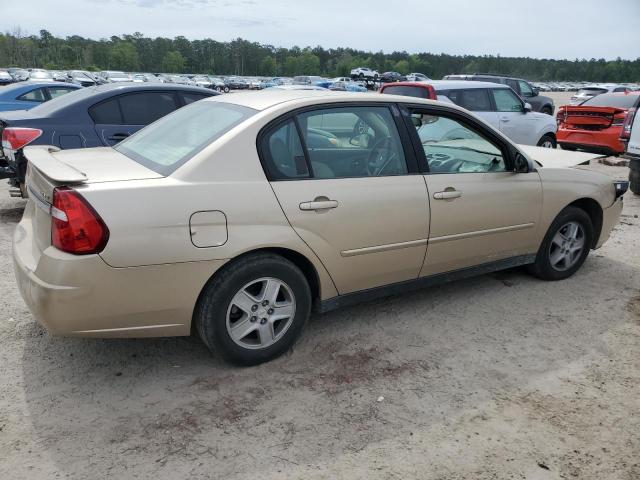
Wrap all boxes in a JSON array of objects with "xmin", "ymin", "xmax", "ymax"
[{"xmin": 557, "ymin": 91, "xmax": 640, "ymax": 155}]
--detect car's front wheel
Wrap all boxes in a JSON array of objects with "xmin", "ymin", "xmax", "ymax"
[
  {"xmin": 527, "ymin": 206, "xmax": 593, "ymax": 281},
  {"xmin": 537, "ymin": 134, "xmax": 557, "ymax": 148},
  {"xmin": 195, "ymin": 253, "xmax": 311, "ymax": 365}
]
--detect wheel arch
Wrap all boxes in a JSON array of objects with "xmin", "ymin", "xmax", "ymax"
[
  {"xmin": 567, "ymin": 197, "xmax": 603, "ymax": 248},
  {"xmin": 191, "ymin": 247, "xmax": 323, "ymax": 333}
]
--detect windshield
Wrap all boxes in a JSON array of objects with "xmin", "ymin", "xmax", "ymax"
[
  {"xmin": 115, "ymin": 101, "xmax": 257, "ymax": 175},
  {"xmin": 582, "ymin": 93, "xmax": 639, "ymax": 109}
]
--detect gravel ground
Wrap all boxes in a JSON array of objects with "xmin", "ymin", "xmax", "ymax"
[{"xmin": 1, "ymin": 161, "xmax": 639, "ymax": 479}]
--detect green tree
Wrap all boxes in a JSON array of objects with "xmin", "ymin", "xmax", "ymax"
[
  {"xmin": 161, "ymin": 51, "xmax": 185, "ymax": 73},
  {"xmin": 260, "ymin": 55, "xmax": 276, "ymax": 76},
  {"xmin": 109, "ymin": 42, "xmax": 139, "ymax": 70}
]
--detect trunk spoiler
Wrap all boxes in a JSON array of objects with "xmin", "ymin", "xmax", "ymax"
[{"xmin": 24, "ymin": 145, "xmax": 87, "ymax": 183}]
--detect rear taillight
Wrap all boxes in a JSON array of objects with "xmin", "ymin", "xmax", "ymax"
[
  {"xmin": 51, "ymin": 187, "xmax": 109, "ymax": 255},
  {"xmin": 612, "ymin": 113, "xmax": 627, "ymax": 126},
  {"xmin": 1, "ymin": 127, "xmax": 42, "ymax": 151},
  {"xmin": 556, "ymin": 108, "xmax": 567, "ymax": 126},
  {"xmin": 621, "ymin": 107, "xmax": 636, "ymax": 140}
]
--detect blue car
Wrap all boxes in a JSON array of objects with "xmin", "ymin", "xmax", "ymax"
[
  {"xmin": 0, "ymin": 83, "xmax": 217, "ymax": 195},
  {"xmin": 0, "ymin": 82, "xmax": 81, "ymax": 112}
]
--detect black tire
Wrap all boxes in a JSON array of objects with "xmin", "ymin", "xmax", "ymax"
[
  {"xmin": 629, "ymin": 166, "xmax": 640, "ymax": 195},
  {"xmin": 537, "ymin": 134, "xmax": 557, "ymax": 148},
  {"xmin": 541, "ymin": 105, "xmax": 553, "ymax": 115},
  {"xmin": 195, "ymin": 253, "xmax": 311, "ymax": 365},
  {"xmin": 527, "ymin": 206, "xmax": 594, "ymax": 281},
  {"xmin": 559, "ymin": 143, "xmax": 577, "ymax": 151},
  {"xmin": 359, "ymin": 73, "xmax": 364, "ymax": 80},
  {"xmin": 224, "ymin": 86, "xmax": 230, "ymax": 93}
]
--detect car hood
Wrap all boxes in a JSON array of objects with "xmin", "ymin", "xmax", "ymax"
[{"xmin": 518, "ymin": 145, "xmax": 603, "ymax": 168}]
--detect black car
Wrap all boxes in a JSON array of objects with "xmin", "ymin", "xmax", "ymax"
[
  {"xmin": 380, "ymin": 71, "xmax": 406, "ymax": 83},
  {"xmin": 443, "ymin": 73, "xmax": 555, "ymax": 115},
  {"xmin": 224, "ymin": 77, "xmax": 249, "ymax": 90},
  {"xmin": 0, "ymin": 83, "xmax": 217, "ymax": 196}
]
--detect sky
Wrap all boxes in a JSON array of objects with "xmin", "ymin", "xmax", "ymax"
[{"xmin": 1, "ymin": 0, "xmax": 639, "ymax": 60}]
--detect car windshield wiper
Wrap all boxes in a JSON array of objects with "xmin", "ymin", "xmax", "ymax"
[{"xmin": 423, "ymin": 143, "xmax": 499, "ymax": 157}]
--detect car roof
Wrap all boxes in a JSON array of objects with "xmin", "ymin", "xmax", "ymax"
[
  {"xmin": 387, "ymin": 80, "xmax": 510, "ymax": 91},
  {"xmin": 207, "ymin": 89, "xmax": 464, "ymax": 113}
]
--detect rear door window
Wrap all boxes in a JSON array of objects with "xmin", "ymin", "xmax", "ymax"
[
  {"xmin": 459, "ymin": 89, "xmax": 492, "ymax": 111},
  {"xmin": 119, "ymin": 92, "xmax": 178, "ymax": 125},
  {"xmin": 46, "ymin": 87, "xmax": 76, "ymax": 99}
]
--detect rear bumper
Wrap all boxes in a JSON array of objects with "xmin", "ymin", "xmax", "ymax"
[
  {"xmin": 557, "ymin": 127, "xmax": 625, "ymax": 155},
  {"xmin": 596, "ymin": 197, "xmax": 623, "ymax": 249},
  {"xmin": 13, "ymin": 214, "xmax": 228, "ymax": 338}
]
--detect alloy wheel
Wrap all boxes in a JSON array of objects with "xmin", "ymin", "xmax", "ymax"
[
  {"xmin": 226, "ymin": 277, "xmax": 296, "ymax": 349},
  {"xmin": 549, "ymin": 221, "xmax": 585, "ymax": 271}
]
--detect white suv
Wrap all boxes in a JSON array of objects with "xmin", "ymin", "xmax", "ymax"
[
  {"xmin": 350, "ymin": 67, "xmax": 379, "ymax": 80},
  {"xmin": 382, "ymin": 80, "xmax": 558, "ymax": 147}
]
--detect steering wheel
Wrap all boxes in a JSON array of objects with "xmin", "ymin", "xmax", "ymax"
[{"xmin": 366, "ymin": 136, "xmax": 396, "ymax": 176}]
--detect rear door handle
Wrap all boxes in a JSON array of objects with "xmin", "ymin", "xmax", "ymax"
[
  {"xmin": 433, "ymin": 190, "xmax": 462, "ymax": 200},
  {"xmin": 299, "ymin": 199, "xmax": 338, "ymax": 211},
  {"xmin": 108, "ymin": 133, "xmax": 130, "ymax": 141}
]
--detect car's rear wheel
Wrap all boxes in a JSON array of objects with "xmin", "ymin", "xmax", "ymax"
[
  {"xmin": 195, "ymin": 253, "xmax": 311, "ymax": 365},
  {"xmin": 537, "ymin": 134, "xmax": 557, "ymax": 148},
  {"xmin": 527, "ymin": 206, "xmax": 593, "ymax": 281}
]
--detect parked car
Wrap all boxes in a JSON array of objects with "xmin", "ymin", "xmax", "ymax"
[
  {"xmin": 12, "ymin": 90, "xmax": 625, "ymax": 365},
  {"xmin": 570, "ymin": 84, "xmax": 631, "ymax": 105},
  {"xmin": 557, "ymin": 91, "xmax": 640, "ymax": 155},
  {"xmin": 329, "ymin": 81, "xmax": 367, "ymax": 92},
  {"xmin": 621, "ymin": 104, "xmax": 640, "ymax": 193},
  {"xmin": 7, "ymin": 68, "xmax": 29, "ymax": 82},
  {"xmin": 207, "ymin": 76, "xmax": 229, "ymax": 92},
  {"xmin": 0, "ymin": 83, "xmax": 217, "ymax": 196},
  {"xmin": 331, "ymin": 77, "xmax": 352, "ymax": 83},
  {"xmin": 0, "ymin": 81, "xmax": 81, "ymax": 112},
  {"xmin": 292, "ymin": 76, "xmax": 332, "ymax": 88},
  {"xmin": 406, "ymin": 73, "xmax": 431, "ymax": 82},
  {"xmin": 0, "ymin": 69, "xmax": 15, "ymax": 85},
  {"xmin": 51, "ymin": 71, "xmax": 67, "ymax": 82},
  {"xmin": 444, "ymin": 74, "xmax": 555, "ymax": 114},
  {"xmin": 97, "ymin": 71, "xmax": 132, "ymax": 83},
  {"xmin": 225, "ymin": 77, "xmax": 250, "ymax": 90},
  {"xmin": 381, "ymin": 80, "xmax": 558, "ymax": 147},
  {"xmin": 380, "ymin": 71, "xmax": 406, "ymax": 83},
  {"xmin": 28, "ymin": 69, "xmax": 55, "ymax": 82},
  {"xmin": 350, "ymin": 67, "xmax": 379, "ymax": 80},
  {"xmin": 267, "ymin": 84, "xmax": 328, "ymax": 91},
  {"xmin": 66, "ymin": 70, "xmax": 98, "ymax": 87}
]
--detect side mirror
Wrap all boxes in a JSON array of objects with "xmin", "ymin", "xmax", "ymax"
[
  {"xmin": 514, "ymin": 153, "xmax": 529, "ymax": 173},
  {"xmin": 524, "ymin": 102, "xmax": 532, "ymax": 113},
  {"xmin": 532, "ymin": 87, "xmax": 540, "ymax": 96}
]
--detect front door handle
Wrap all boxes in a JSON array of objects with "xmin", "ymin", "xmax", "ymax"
[
  {"xmin": 108, "ymin": 133, "xmax": 130, "ymax": 142},
  {"xmin": 433, "ymin": 189, "xmax": 462, "ymax": 200},
  {"xmin": 500, "ymin": 117, "xmax": 510, "ymax": 122},
  {"xmin": 299, "ymin": 198, "xmax": 338, "ymax": 211}
]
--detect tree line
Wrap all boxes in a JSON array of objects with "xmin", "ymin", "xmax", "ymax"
[{"xmin": 0, "ymin": 29, "xmax": 638, "ymax": 82}]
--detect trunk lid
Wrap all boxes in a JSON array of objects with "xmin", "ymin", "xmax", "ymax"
[
  {"xmin": 23, "ymin": 145, "xmax": 163, "ymax": 255},
  {"xmin": 561, "ymin": 106, "xmax": 625, "ymax": 130},
  {"xmin": 518, "ymin": 144, "xmax": 603, "ymax": 168}
]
